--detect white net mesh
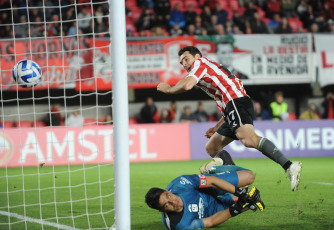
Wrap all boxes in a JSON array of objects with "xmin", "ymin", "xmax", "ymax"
[{"xmin": 0, "ymin": 1, "xmax": 115, "ymax": 229}]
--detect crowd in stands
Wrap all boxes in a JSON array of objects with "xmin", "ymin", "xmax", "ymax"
[
  {"xmin": 0, "ymin": 90, "xmax": 333, "ymax": 128},
  {"xmin": 0, "ymin": 0, "xmax": 334, "ymax": 39},
  {"xmin": 135, "ymin": 91, "xmax": 334, "ymax": 125}
]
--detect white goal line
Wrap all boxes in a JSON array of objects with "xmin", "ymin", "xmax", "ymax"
[{"xmin": 0, "ymin": 210, "xmax": 81, "ymax": 230}]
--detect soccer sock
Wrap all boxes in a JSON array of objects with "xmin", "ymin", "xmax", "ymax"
[
  {"xmin": 257, "ymin": 137, "xmax": 292, "ymax": 170},
  {"xmin": 214, "ymin": 150, "xmax": 236, "ymax": 165}
]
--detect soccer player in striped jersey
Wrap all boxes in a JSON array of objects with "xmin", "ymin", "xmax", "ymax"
[{"xmin": 157, "ymin": 46, "xmax": 302, "ymax": 191}]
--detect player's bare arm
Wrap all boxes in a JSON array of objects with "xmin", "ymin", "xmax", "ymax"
[
  {"xmin": 202, "ymin": 209, "xmax": 232, "ymax": 228},
  {"xmin": 205, "ymin": 116, "xmax": 225, "ymax": 138},
  {"xmin": 157, "ymin": 77, "xmax": 197, "ymax": 94}
]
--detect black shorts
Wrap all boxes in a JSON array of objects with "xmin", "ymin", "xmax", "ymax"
[{"xmin": 217, "ymin": 96, "xmax": 254, "ymax": 140}]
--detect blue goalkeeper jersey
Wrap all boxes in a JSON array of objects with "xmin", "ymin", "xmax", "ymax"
[{"xmin": 161, "ymin": 165, "xmax": 245, "ymax": 230}]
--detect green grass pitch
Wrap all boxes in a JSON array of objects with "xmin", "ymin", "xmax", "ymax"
[{"xmin": 0, "ymin": 157, "xmax": 334, "ymax": 230}]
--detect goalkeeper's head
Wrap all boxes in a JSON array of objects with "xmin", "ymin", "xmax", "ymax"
[
  {"xmin": 145, "ymin": 187, "xmax": 165, "ymax": 211},
  {"xmin": 145, "ymin": 187, "xmax": 184, "ymax": 213}
]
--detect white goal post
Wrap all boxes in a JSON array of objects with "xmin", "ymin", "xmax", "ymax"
[{"xmin": 0, "ymin": 0, "xmax": 130, "ymax": 229}]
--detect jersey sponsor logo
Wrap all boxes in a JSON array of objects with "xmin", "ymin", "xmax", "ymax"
[
  {"xmin": 180, "ymin": 177, "xmax": 192, "ymax": 185},
  {"xmin": 198, "ymin": 198, "xmax": 204, "ymax": 218}
]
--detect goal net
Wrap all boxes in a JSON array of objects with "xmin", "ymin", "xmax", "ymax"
[{"xmin": 0, "ymin": 0, "xmax": 129, "ymax": 229}]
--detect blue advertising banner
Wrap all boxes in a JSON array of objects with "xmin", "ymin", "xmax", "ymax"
[{"xmin": 190, "ymin": 120, "xmax": 334, "ymax": 160}]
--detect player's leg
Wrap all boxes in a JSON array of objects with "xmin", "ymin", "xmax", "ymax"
[
  {"xmin": 226, "ymin": 97, "xmax": 302, "ymax": 191},
  {"xmin": 215, "ymin": 149, "xmax": 236, "ymax": 165},
  {"xmin": 205, "ymin": 132, "xmax": 233, "ymax": 157}
]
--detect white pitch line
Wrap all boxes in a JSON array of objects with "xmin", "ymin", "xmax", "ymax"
[
  {"xmin": 313, "ymin": 182, "xmax": 334, "ymax": 186},
  {"xmin": 0, "ymin": 210, "xmax": 80, "ymax": 230}
]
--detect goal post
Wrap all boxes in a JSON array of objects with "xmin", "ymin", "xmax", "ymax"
[
  {"xmin": 0, "ymin": 0, "xmax": 130, "ymax": 229},
  {"xmin": 109, "ymin": 0, "xmax": 131, "ymax": 229}
]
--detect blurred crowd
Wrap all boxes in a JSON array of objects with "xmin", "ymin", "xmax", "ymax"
[
  {"xmin": 0, "ymin": 0, "xmax": 334, "ymax": 39},
  {"xmin": 136, "ymin": 92, "xmax": 334, "ymax": 125}
]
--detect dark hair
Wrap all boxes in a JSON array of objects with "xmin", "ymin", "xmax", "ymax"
[
  {"xmin": 145, "ymin": 187, "xmax": 165, "ymax": 211},
  {"xmin": 178, "ymin": 46, "xmax": 202, "ymax": 57}
]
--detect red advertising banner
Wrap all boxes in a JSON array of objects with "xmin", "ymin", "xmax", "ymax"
[
  {"xmin": 77, "ymin": 36, "xmax": 205, "ymax": 91},
  {"xmin": 0, "ymin": 123, "xmax": 191, "ymax": 168},
  {"xmin": 0, "ymin": 37, "xmax": 93, "ymax": 91}
]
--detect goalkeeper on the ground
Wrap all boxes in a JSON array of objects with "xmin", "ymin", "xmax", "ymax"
[{"xmin": 145, "ymin": 155, "xmax": 265, "ymax": 230}]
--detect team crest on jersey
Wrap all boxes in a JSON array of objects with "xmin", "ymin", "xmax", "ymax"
[{"xmin": 188, "ymin": 204, "xmax": 198, "ymax": 212}]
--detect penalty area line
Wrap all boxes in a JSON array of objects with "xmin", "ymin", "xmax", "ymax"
[
  {"xmin": 313, "ymin": 182, "xmax": 334, "ymax": 186},
  {"xmin": 0, "ymin": 210, "xmax": 80, "ymax": 230}
]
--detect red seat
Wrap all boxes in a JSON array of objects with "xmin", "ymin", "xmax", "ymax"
[
  {"xmin": 84, "ymin": 118, "xmax": 97, "ymax": 125},
  {"xmin": 2, "ymin": 121, "xmax": 14, "ymax": 128},
  {"xmin": 185, "ymin": 0, "xmax": 198, "ymax": 8},
  {"xmin": 129, "ymin": 117, "xmax": 138, "ymax": 124},
  {"xmin": 229, "ymin": 0, "xmax": 239, "ymax": 10},
  {"xmin": 130, "ymin": 7, "xmax": 142, "ymax": 22},
  {"xmin": 126, "ymin": 23, "xmax": 137, "ymax": 32},
  {"xmin": 32, "ymin": 120, "xmax": 46, "ymax": 127},
  {"xmin": 288, "ymin": 17, "xmax": 303, "ymax": 32},
  {"xmin": 98, "ymin": 118, "xmax": 105, "ymax": 124},
  {"xmin": 17, "ymin": 120, "xmax": 32, "ymax": 127},
  {"xmin": 288, "ymin": 112, "xmax": 297, "ymax": 121}
]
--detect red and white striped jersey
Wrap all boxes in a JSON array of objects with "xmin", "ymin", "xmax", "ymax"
[{"xmin": 187, "ymin": 57, "xmax": 248, "ymax": 114}]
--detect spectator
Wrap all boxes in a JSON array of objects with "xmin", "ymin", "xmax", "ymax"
[
  {"xmin": 268, "ymin": 13, "xmax": 281, "ymax": 33},
  {"xmin": 151, "ymin": 26, "xmax": 168, "ymax": 36},
  {"xmin": 328, "ymin": 19, "xmax": 334, "ymax": 33},
  {"xmin": 296, "ymin": 0, "xmax": 308, "ymax": 17},
  {"xmin": 275, "ymin": 17, "xmax": 293, "ymax": 34},
  {"xmin": 244, "ymin": 1, "xmax": 257, "ymax": 21},
  {"xmin": 77, "ymin": 7, "xmax": 92, "ymax": 33},
  {"xmin": 193, "ymin": 102, "xmax": 209, "ymax": 122},
  {"xmin": 68, "ymin": 21, "xmax": 78, "ymax": 36},
  {"xmin": 232, "ymin": 25, "xmax": 243, "ymax": 34},
  {"xmin": 46, "ymin": 104, "xmax": 64, "ymax": 126},
  {"xmin": 225, "ymin": 20, "xmax": 234, "ymax": 35},
  {"xmin": 309, "ymin": 22, "xmax": 319, "ymax": 33},
  {"xmin": 140, "ymin": 97, "xmax": 158, "ymax": 123},
  {"xmin": 281, "ymin": 0, "xmax": 297, "ymax": 17},
  {"xmin": 169, "ymin": 101, "xmax": 178, "ymax": 122},
  {"xmin": 184, "ymin": 3, "xmax": 197, "ymax": 26},
  {"xmin": 193, "ymin": 15, "xmax": 204, "ymax": 35},
  {"xmin": 136, "ymin": 8, "xmax": 155, "ymax": 32},
  {"xmin": 266, "ymin": 0, "xmax": 281, "ymax": 18},
  {"xmin": 186, "ymin": 24, "xmax": 196, "ymax": 35},
  {"xmin": 314, "ymin": 14, "xmax": 328, "ymax": 32},
  {"xmin": 62, "ymin": 7, "xmax": 75, "ymax": 34},
  {"xmin": 269, "ymin": 91, "xmax": 288, "ymax": 121},
  {"xmin": 95, "ymin": 5, "xmax": 107, "ymax": 33},
  {"xmin": 104, "ymin": 114, "xmax": 113, "ymax": 125},
  {"xmin": 203, "ymin": 0, "xmax": 219, "ymax": 12},
  {"xmin": 179, "ymin": 106, "xmax": 197, "ymax": 123},
  {"xmin": 170, "ymin": 23, "xmax": 183, "ymax": 36},
  {"xmin": 207, "ymin": 14, "xmax": 220, "ymax": 35},
  {"xmin": 213, "ymin": 3, "xmax": 228, "ymax": 26},
  {"xmin": 253, "ymin": 101, "xmax": 271, "ymax": 121},
  {"xmin": 250, "ymin": 12, "xmax": 269, "ymax": 34},
  {"xmin": 154, "ymin": 0, "xmax": 170, "ymax": 27},
  {"xmin": 231, "ymin": 10, "xmax": 246, "ymax": 33},
  {"xmin": 65, "ymin": 110, "xmax": 84, "ymax": 127},
  {"xmin": 300, "ymin": 5, "xmax": 315, "ymax": 29},
  {"xmin": 169, "ymin": 2, "xmax": 186, "ymax": 29},
  {"xmin": 14, "ymin": 15, "xmax": 28, "ymax": 38},
  {"xmin": 160, "ymin": 108, "xmax": 172, "ymax": 123},
  {"xmin": 299, "ymin": 103, "xmax": 320, "ymax": 120},
  {"xmin": 214, "ymin": 23, "xmax": 226, "ymax": 35},
  {"xmin": 201, "ymin": 5, "xmax": 212, "ymax": 28},
  {"xmin": 322, "ymin": 3, "xmax": 333, "ymax": 21},
  {"xmin": 321, "ymin": 92, "xmax": 334, "ymax": 119}
]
